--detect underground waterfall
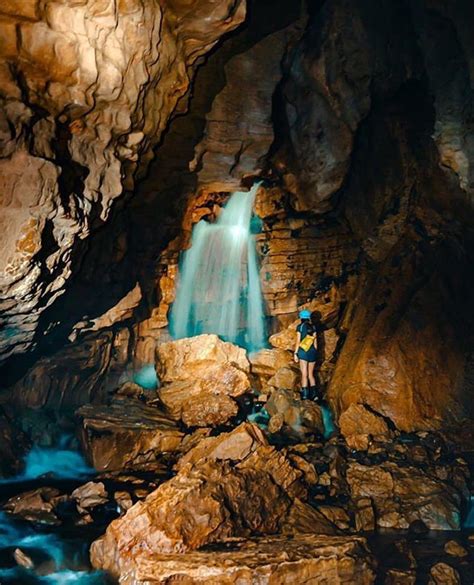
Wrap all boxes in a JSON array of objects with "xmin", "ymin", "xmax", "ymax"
[{"xmin": 170, "ymin": 183, "xmax": 266, "ymax": 352}]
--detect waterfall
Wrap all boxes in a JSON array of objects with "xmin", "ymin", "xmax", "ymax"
[{"xmin": 170, "ymin": 183, "xmax": 266, "ymax": 352}]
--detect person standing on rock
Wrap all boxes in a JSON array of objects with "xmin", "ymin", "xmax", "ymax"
[{"xmin": 294, "ymin": 309, "xmax": 319, "ymax": 401}]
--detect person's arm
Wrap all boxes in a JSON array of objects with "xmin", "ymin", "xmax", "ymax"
[{"xmin": 294, "ymin": 331, "xmax": 300, "ymax": 363}]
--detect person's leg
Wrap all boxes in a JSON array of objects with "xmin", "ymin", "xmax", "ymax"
[
  {"xmin": 308, "ymin": 361, "xmax": 318, "ymax": 401},
  {"xmin": 308, "ymin": 361, "xmax": 316, "ymax": 387},
  {"xmin": 300, "ymin": 360, "xmax": 309, "ymax": 399}
]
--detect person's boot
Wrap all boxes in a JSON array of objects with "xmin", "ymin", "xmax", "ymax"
[
  {"xmin": 300, "ymin": 387, "xmax": 310, "ymax": 400},
  {"xmin": 310, "ymin": 386, "xmax": 320, "ymax": 402}
]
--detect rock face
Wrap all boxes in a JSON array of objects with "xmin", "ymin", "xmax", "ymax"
[
  {"xmin": 77, "ymin": 400, "xmax": 183, "ymax": 472},
  {"xmin": 339, "ymin": 404, "xmax": 393, "ymax": 451},
  {"xmin": 157, "ymin": 335, "xmax": 251, "ymax": 427},
  {"xmin": 346, "ymin": 461, "xmax": 462, "ymax": 530},
  {"xmin": 101, "ymin": 534, "xmax": 376, "ymax": 585},
  {"xmin": 0, "ymin": 0, "xmax": 246, "ymax": 366}
]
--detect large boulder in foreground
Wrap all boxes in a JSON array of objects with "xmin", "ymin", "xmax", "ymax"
[
  {"xmin": 157, "ymin": 335, "xmax": 251, "ymax": 427},
  {"xmin": 91, "ymin": 423, "xmax": 337, "ymax": 576},
  {"xmin": 102, "ymin": 534, "xmax": 376, "ymax": 585},
  {"xmin": 77, "ymin": 401, "xmax": 183, "ymax": 472}
]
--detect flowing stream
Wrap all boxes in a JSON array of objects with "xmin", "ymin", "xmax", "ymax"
[
  {"xmin": 0, "ymin": 438, "xmax": 108, "ymax": 584},
  {"xmin": 170, "ymin": 183, "xmax": 266, "ymax": 352}
]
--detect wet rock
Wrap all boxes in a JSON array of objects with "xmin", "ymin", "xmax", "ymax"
[
  {"xmin": 114, "ymin": 491, "xmax": 133, "ymax": 513},
  {"xmin": 157, "ymin": 335, "xmax": 251, "ymax": 427},
  {"xmin": 4, "ymin": 487, "xmax": 64, "ymax": 525},
  {"xmin": 91, "ymin": 459, "xmax": 292, "ymax": 566},
  {"xmin": 428, "ymin": 562, "xmax": 461, "ymax": 585},
  {"xmin": 91, "ymin": 421, "xmax": 339, "ymax": 575},
  {"xmin": 385, "ymin": 569, "xmax": 416, "ymax": 585},
  {"xmin": 77, "ymin": 400, "xmax": 183, "ymax": 472},
  {"xmin": 339, "ymin": 403, "xmax": 393, "ymax": 451},
  {"xmin": 93, "ymin": 534, "xmax": 376, "ymax": 584},
  {"xmin": 346, "ymin": 462, "xmax": 462, "ymax": 530},
  {"xmin": 0, "ymin": 0, "xmax": 246, "ymax": 364},
  {"xmin": 71, "ymin": 482, "xmax": 108, "ymax": 510},
  {"xmin": 0, "ymin": 408, "xmax": 28, "ymax": 477},
  {"xmin": 13, "ymin": 548, "xmax": 34, "ymax": 570},
  {"xmin": 444, "ymin": 540, "xmax": 468, "ymax": 558},
  {"xmin": 249, "ymin": 348, "xmax": 293, "ymax": 377},
  {"xmin": 175, "ymin": 422, "xmax": 267, "ymax": 471},
  {"xmin": 114, "ymin": 381, "xmax": 146, "ymax": 401},
  {"xmin": 266, "ymin": 388, "xmax": 324, "ymax": 438},
  {"xmin": 317, "ymin": 505, "xmax": 351, "ymax": 530}
]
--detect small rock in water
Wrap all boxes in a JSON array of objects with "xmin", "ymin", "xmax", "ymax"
[
  {"xmin": 384, "ymin": 568, "xmax": 416, "ymax": 585},
  {"xmin": 428, "ymin": 562, "xmax": 461, "ymax": 585},
  {"xmin": 13, "ymin": 547, "xmax": 34, "ymax": 569},
  {"xmin": 444, "ymin": 540, "xmax": 468, "ymax": 558},
  {"xmin": 72, "ymin": 481, "xmax": 108, "ymax": 510}
]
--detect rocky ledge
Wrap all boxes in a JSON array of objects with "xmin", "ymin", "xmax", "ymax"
[{"xmin": 106, "ymin": 534, "xmax": 376, "ymax": 585}]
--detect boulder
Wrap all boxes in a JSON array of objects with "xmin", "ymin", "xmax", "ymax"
[
  {"xmin": 72, "ymin": 482, "xmax": 108, "ymax": 510},
  {"xmin": 4, "ymin": 487, "xmax": 65, "ymax": 525},
  {"xmin": 249, "ymin": 348, "xmax": 293, "ymax": 376},
  {"xmin": 346, "ymin": 462, "xmax": 462, "ymax": 530},
  {"xmin": 91, "ymin": 422, "xmax": 338, "ymax": 576},
  {"xmin": 176, "ymin": 422, "xmax": 267, "ymax": 470},
  {"xmin": 428, "ymin": 563, "xmax": 461, "ymax": 585},
  {"xmin": 266, "ymin": 389, "xmax": 324, "ymax": 438},
  {"xmin": 157, "ymin": 335, "xmax": 251, "ymax": 427},
  {"xmin": 339, "ymin": 403, "xmax": 393, "ymax": 450},
  {"xmin": 93, "ymin": 534, "xmax": 376, "ymax": 584},
  {"xmin": 90, "ymin": 459, "xmax": 292, "ymax": 572},
  {"xmin": 77, "ymin": 401, "xmax": 183, "ymax": 472}
]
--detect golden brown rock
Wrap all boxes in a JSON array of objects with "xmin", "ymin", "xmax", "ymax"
[
  {"xmin": 175, "ymin": 422, "xmax": 267, "ymax": 471},
  {"xmin": 90, "ymin": 459, "xmax": 292, "ymax": 572},
  {"xmin": 339, "ymin": 403, "xmax": 393, "ymax": 451},
  {"xmin": 346, "ymin": 462, "xmax": 462, "ymax": 530},
  {"xmin": 93, "ymin": 534, "xmax": 376, "ymax": 585},
  {"xmin": 77, "ymin": 401, "xmax": 183, "ymax": 472},
  {"xmin": 157, "ymin": 335, "xmax": 251, "ymax": 427},
  {"xmin": 428, "ymin": 562, "xmax": 461, "ymax": 585},
  {"xmin": 0, "ymin": 0, "xmax": 246, "ymax": 364},
  {"xmin": 266, "ymin": 389, "xmax": 325, "ymax": 438}
]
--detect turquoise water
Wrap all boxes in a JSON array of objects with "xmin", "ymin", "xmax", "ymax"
[
  {"xmin": 170, "ymin": 183, "xmax": 266, "ymax": 352},
  {"xmin": 0, "ymin": 441, "xmax": 107, "ymax": 584}
]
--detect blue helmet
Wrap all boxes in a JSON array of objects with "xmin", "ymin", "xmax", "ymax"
[{"xmin": 299, "ymin": 309, "xmax": 311, "ymax": 319}]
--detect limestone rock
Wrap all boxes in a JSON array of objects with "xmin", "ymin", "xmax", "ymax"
[
  {"xmin": 157, "ymin": 335, "xmax": 251, "ymax": 427},
  {"xmin": 90, "ymin": 459, "xmax": 292, "ymax": 572},
  {"xmin": 249, "ymin": 348, "xmax": 293, "ymax": 377},
  {"xmin": 77, "ymin": 401, "xmax": 183, "ymax": 472},
  {"xmin": 176, "ymin": 422, "xmax": 267, "ymax": 471},
  {"xmin": 0, "ymin": 0, "xmax": 246, "ymax": 365},
  {"xmin": 346, "ymin": 462, "xmax": 462, "ymax": 530},
  {"xmin": 266, "ymin": 389, "xmax": 324, "ymax": 438},
  {"xmin": 444, "ymin": 540, "xmax": 468, "ymax": 558},
  {"xmin": 4, "ymin": 487, "xmax": 64, "ymax": 525},
  {"xmin": 339, "ymin": 403, "xmax": 393, "ymax": 451},
  {"xmin": 72, "ymin": 481, "xmax": 108, "ymax": 510},
  {"xmin": 0, "ymin": 408, "xmax": 28, "ymax": 477},
  {"xmin": 428, "ymin": 563, "xmax": 461, "ymax": 585},
  {"xmin": 93, "ymin": 534, "xmax": 376, "ymax": 585}
]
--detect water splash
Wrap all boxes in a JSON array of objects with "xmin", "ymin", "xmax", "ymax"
[
  {"xmin": 0, "ymin": 436, "xmax": 93, "ymax": 483},
  {"xmin": 132, "ymin": 364, "xmax": 159, "ymax": 390},
  {"xmin": 321, "ymin": 404, "xmax": 336, "ymax": 439},
  {"xmin": 465, "ymin": 495, "xmax": 474, "ymax": 528},
  {"xmin": 170, "ymin": 183, "xmax": 266, "ymax": 352}
]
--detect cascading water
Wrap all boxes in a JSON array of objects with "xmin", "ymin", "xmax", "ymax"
[{"xmin": 170, "ymin": 183, "xmax": 266, "ymax": 351}]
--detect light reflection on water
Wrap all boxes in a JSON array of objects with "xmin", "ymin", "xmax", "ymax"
[{"xmin": 0, "ymin": 439, "xmax": 108, "ymax": 584}]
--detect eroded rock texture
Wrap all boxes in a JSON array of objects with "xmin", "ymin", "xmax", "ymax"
[{"xmin": 0, "ymin": 0, "xmax": 246, "ymax": 366}]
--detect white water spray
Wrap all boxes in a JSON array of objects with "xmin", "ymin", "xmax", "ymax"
[{"xmin": 170, "ymin": 183, "xmax": 266, "ymax": 351}]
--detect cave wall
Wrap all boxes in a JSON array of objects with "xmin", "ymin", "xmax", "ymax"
[{"xmin": 0, "ymin": 0, "xmax": 246, "ymax": 366}]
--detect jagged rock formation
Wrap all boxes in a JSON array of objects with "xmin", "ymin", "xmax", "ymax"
[{"xmin": 0, "ymin": 0, "xmax": 246, "ymax": 366}]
